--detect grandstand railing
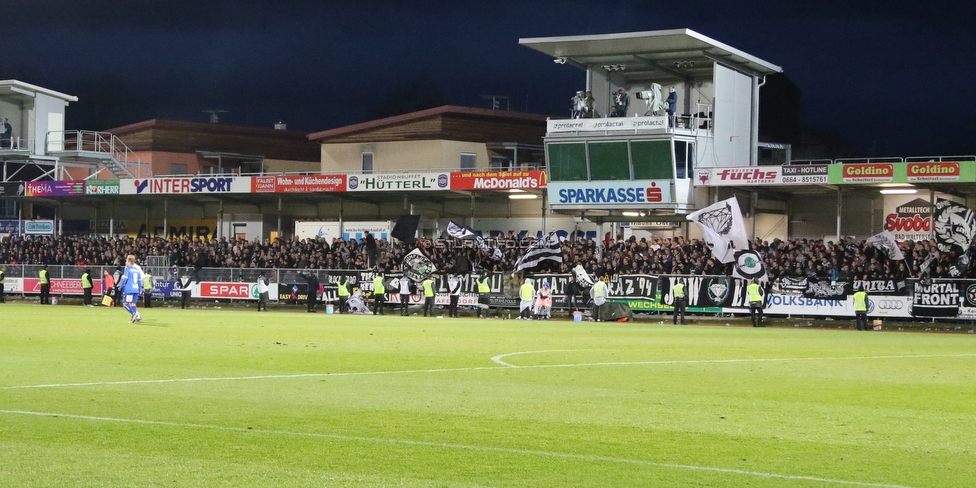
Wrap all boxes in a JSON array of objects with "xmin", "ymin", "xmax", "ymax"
[
  {"xmin": 146, "ymin": 164, "xmax": 548, "ymax": 179},
  {"xmin": 788, "ymin": 155, "xmax": 976, "ymax": 165}
]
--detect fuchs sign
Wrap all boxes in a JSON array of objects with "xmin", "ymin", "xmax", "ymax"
[
  {"xmin": 694, "ymin": 167, "xmax": 781, "ymax": 186},
  {"xmin": 450, "ymin": 170, "xmax": 547, "ymax": 190}
]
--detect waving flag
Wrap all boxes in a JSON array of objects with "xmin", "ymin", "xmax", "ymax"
[
  {"xmin": 514, "ymin": 232, "xmax": 563, "ymax": 272},
  {"xmin": 686, "ymin": 197, "xmax": 749, "ymax": 264},
  {"xmin": 401, "ymin": 248, "xmax": 436, "ymax": 282},
  {"xmin": 445, "ymin": 221, "xmax": 503, "ymax": 261},
  {"xmin": 866, "ymin": 230, "xmax": 905, "ymax": 260}
]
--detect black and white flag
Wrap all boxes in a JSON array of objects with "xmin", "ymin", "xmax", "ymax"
[
  {"xmin": 514, "ymin": 232, "xmax": 563, "ymax": 272},
  {"xmin": 572, "ymin": 264, "xmax": 595, "ymax": 289},
  {"xmin": 446, "ymin": 221, "xmax": 503, "ymax": 261},
  {"xmin": 401, "ymin": 248, "xmax": 436, "ymax": 282},
  {"xmin": 731, "ymin": 249, "xmax": 768, "ymax": 282},
  {"xmin": 866, "ymin": 230, "xmax": 905, "ymax": 260},
  {"xmin": 686, "ymin": 197, "xmax": 749, "ymax": 263}
]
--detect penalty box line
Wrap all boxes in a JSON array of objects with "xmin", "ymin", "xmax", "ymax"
[
  {"xmin": 2, "ymin": 353, "xmax": 975, "ymax": 390},
  {"xmin": 0, "ymin": 408, "xmax": 915, "ymax": 488}
]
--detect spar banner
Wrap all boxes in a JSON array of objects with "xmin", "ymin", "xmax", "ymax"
[
  {"xmin": 193, "ymin": 281, "xmax": 278, "ymax": 301},
  {"xmin": 450, "ymin": 170, "xmax": 547, "ymax": 191},
  {"xmin": 253, "ymin": 175, "xmax": 346, "ymax": 193},
  {"xmin": 803, "ymin": 277, "xmax": 851, "ymax": 300},
  {"xmin": 911, "ymin": 281, "xmax": 960, "ymax": 318}
]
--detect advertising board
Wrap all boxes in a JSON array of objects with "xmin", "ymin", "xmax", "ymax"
[
  {"xmin": 450, "ymin": 170, "xmax": 547, "ymax": 190},
  {"xmin": 548, "ymin": 180, "xmax": 670, "ymax": 207}
]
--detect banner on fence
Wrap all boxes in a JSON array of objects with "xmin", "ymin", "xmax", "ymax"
[{"xmin": 911, "ymin": 281, "xmax": 960, "ymax": 318}]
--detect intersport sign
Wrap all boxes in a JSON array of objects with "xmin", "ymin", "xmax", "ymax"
[
  {"xmin": 450, "ymin": 170, "xmax": 547, "ymax": 191},
  {"xmin": 120, "ymin": 177, "xmax": 253, "ymax": 195}
]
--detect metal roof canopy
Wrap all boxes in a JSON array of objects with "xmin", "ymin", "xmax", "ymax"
[
  {"xmin": 519, "ymin": 29, "xmax": 782, "ymax": 80},
  {"xmin": 0, "ymin": 80, "xmax": 78, "ymax": 102}
]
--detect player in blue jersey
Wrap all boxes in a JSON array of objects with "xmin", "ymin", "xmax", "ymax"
[{"xmin": 117, "ymin": 254, "xmax": 145, "ymax": 323}]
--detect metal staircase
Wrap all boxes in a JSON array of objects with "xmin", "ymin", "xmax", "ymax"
[{"xmin": 46, "ymin": 130, "xmax": 150, "ymax": 180}]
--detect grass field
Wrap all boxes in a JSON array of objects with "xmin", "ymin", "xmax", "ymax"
[{"xmin": 1, "ymin": 303, "xmax": 974, "ymax": 487}]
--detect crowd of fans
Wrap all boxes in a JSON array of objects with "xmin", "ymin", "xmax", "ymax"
[{"xmin": 0, "ymin": 233, "xmax": 967, "ymax": 280}]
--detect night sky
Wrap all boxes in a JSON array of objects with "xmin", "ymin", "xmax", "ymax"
[{"xmin": 4, "ymin": 0, "xmax": 974, "ymax": 156}]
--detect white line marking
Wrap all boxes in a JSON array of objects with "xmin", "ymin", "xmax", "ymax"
[
  {"xmin": 0, "ymin": 408, "xmax": 915, "ymax": 488},
  {"xmin": 490, "ymin": 349, "xmax": 585, "ymax": 368},
  {"xmin": 2, "ymin": 353, "xmax": 974, "ymax": 391}
]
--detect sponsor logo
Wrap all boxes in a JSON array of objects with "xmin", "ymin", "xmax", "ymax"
[
  {"xmin": 201, "ymin": 283, "xmax": 254, "ymax": 298},
  {"xmin": 348, "ymin": 176, "xmax": 359, "ymax": 190},
  {"xmin": 85, "ymin": 182, "xmax": 121, "ymax": 195},
  {"xmin": 550, "ymin": 121, "xmax": 585, "ymax": 130},
  {"xmin": 769, "ymin": 295, "xmax": 845, "ymax": 308},
  {"xmin": 557, "ymin": 185, "xmax": 655, "ymax": 204},
  {"xmin": 867, "ymin": 299, "xmax": 907, "ymax": 313},
  {"xmin": 715, "ymin": 168, "xmax": 779, "ymax": 182},
  {"xmin": 696, "ymin": 171, "xmax": 710, "ymax": 185},
  {"xmin": 842, "ymin": 163, "xmax": 894, "ymax": 182},
  {"xmin": 437, "ymin": 174, "xmax": 449, "ymax": 188},
  {"xmin": 907, "ymin": 162, "xmax": 960, "ymax": 182},
  {"xmin": 134, "ymin": 177, "xmax": 236, "ymax": 194},
  {"xmin": 24, "ymin": 220, "xmax": 55, "ymax": 234},
  {"xmin": 254, "ymin": 176, "xmax": 276, "ymax": 192},
  {"xmin": 471, "ymin": 176, "xmax": 540, "ymax": 190},
  {"xmin": 782, "ymin": 165, "xmax": 828, "ymax": 176}
]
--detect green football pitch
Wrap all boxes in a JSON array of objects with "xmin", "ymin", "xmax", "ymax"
[{"xmin": 1, "ymin": 303, "xmax": 974, "ymax": 487}]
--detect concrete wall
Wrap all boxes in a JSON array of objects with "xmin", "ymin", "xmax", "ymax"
[{"xmin": 320, "ymin": 140, "xmax": 490, "ymax": 173}]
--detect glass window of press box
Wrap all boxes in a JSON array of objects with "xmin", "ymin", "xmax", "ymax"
[{"xmin": 546, "ymin": 140, "xmax": 693, "ymax": 181}]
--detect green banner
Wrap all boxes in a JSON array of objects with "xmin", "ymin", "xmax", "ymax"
[{"xmin": 828, "ymin": 161, "xmax": 976, "ymax": 185}]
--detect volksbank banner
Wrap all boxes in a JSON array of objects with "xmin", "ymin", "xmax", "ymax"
[
  {"xmin": 548, "ymin": 180, "xmax": 670, "ymax": 207},
  {"xmin": 547, "ymin": 116, "xmax": 668, "ymax": 133}
]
